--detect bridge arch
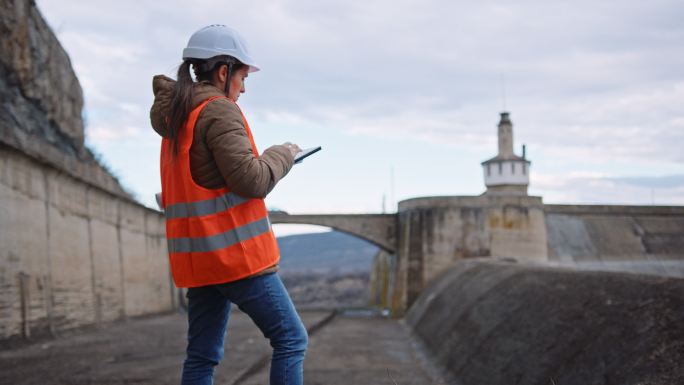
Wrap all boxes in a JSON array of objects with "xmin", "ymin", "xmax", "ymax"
[{"xmin": 269, "ymin": 213, "xmax": 397, "ymax": 254}]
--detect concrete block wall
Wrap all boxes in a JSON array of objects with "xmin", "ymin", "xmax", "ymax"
[
  {"xmin": 390, "ymin": 195, "xmax": 548, "ymax": 314},
  {"xmin": 0, "ymin": 146, "xmax": 173, "ymax": 340}
]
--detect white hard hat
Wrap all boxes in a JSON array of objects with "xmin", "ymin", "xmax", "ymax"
[{"xmin": 182, "ymin": 25, "xmax": 260, "ymax": 72}]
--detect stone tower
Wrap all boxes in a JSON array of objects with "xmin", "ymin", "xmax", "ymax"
[{"xmin": 481, "ymin": 112, "xmax": 531, "ymax": 195}]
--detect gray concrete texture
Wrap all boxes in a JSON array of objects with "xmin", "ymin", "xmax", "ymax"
[
  {"xmin": 368, "ymin": 250, "xmax": 397, "ymax": 310},
  {"xmin": 0, "ymin": 0, "xmax": 176, "ymax": 341},
  {"xmin": 383, "ymin": 196, "xmax": 684, "ymax": 315},
  {"xmin": 407, "ymin": 259, "xmax": 684, "ymax": 385},
  {"xmin": 545, "ymin": 205, "xmax": 684, "ymax": 262},
  {"xmin": 550, "ymin": 260, "xmax": 684, "ymax": 279},
  {"xmin": 0, "ymin": 148, "xmax": 172, "ymax": 340},
  {"xmin": 389, "ymin": 195, "xmax": 548, "ymax": 314},
  {"xmin": 0, "ymin": 309, "xmax": 328, "ymax": 384},
  {"xmin": 240, "ymin": 313, "xmax": 443, "ymax": 385},
  {"xmin": 0, "ymin": 309, "xmax": 443, "ymax": 385}
]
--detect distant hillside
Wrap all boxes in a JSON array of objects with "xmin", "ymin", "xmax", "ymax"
[
  {"xmin": 276, "ymin": 231, "xmax": 378, "ymax": 308},
  {"xmin": 276, "ymin": 231, "xmax": 379, "ymax": 275}
]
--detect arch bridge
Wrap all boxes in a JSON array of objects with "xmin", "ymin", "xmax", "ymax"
[{"xmin": 269, "ymin": 212, "xmax": 397, "ymax": 253}]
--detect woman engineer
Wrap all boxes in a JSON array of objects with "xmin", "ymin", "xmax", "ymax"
[{"xmin": 150, "ymin": 24, "xmax": 307, "ymax": 385}]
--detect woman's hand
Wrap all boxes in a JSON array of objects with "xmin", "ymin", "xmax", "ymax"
[{"xmin": 282, "ymin": 142, "xmax": 301, "ymax": 158}]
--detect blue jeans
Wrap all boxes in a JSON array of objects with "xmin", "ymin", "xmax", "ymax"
[{"xmin": 181, "ymin": 272, "xmax": 308, "ymax": 385}]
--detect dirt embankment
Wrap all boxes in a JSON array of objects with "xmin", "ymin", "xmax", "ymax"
[{"xmin": 407, "ymin": 260, "xmax": 684, "ymax": 385}]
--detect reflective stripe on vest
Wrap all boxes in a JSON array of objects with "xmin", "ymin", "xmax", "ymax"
[
  {"xmin": 167, "ymin": 217, "xmax": 271, "ymax": 253},
  {"xmin": 164, "ymin": 191, "xmax": 249, "ymax": 219},
  {"xmin": 160, "ymin": 96, "xmax": 280, "ymax": 288}
]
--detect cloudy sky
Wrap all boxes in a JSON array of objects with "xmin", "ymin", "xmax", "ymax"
[{"xmin": 37, "ymin": 0, "xmax": 684, "ymax": 232}]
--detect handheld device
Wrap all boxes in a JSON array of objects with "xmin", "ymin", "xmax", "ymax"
[{"xmin": 294, "ymin": 146, "xmax": 322, "ymax": 164}]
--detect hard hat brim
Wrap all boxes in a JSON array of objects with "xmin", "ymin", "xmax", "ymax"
[{"xmin": 183, "ymin": 47, "xmax": 260, "ymax": 72}]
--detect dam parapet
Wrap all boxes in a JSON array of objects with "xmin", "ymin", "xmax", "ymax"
[{"xmin": 375, "ymin": 196, "xmax": 684, "ymax": 314}]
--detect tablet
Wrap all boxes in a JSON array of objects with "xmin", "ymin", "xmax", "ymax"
[{"xmin": 294, "ymin": 146, "xmax": 322, "ymax": 164}]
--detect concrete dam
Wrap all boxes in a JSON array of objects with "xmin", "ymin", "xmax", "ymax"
[
  {"xmin": 407, "ymin": 261, "xmax": 684, "ymax": 385},
  {"xmin": 1, "ymin": 1, "xmax": 683, "ymax": 384}
]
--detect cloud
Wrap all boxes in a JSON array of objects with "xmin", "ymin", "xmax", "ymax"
[
  {"xmin": 532, "ymin": 172, "xmax": 684, "ymax": 205},
  {"xmin": 35, "ymin": 0, "xmax": 684, "ymax": 210},
  {"xmin": 607, "ymin": 175, "xmax": 684, "ymax": 189},
  {"xmin": 514, "ymin": 82, "xmax": 684, "ymax": 164},
  {"xmin": 88, "ymin": 125, "xmax": 141, "ymax": 142},
  {"xmin": 253, "ymin": 79, "xmax": 684, "ymax": 164}
]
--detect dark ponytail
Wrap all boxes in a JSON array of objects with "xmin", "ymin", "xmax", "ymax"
[
  {"xmin": 168, "ymin": 57, "xmax": 246, "ymax": 154},
  {"xmin": 168, "ymin": 60, "xmax": 194, "ymax": 154}
]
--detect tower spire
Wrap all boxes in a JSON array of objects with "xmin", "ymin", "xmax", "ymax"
[
  {"xmin": 481, "ymin": 111, "xmax": 531, "ymax": 196},
  {"xmin": 498, "ymin": 112, "xmax": 514, "ymax": 158}
]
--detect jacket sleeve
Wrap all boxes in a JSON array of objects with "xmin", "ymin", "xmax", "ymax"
[
  {"xmin": 149, "ymin": 75, "xmax": 175, "ymax": 137},
  {"xmin": 203, "ymin": 99, "xmax": 295, "ymax": 199}
]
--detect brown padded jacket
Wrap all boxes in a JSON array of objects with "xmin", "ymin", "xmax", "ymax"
[
  {"xmin": 150, "ymin": 75, "xmax": 293, "ymax": 275},
  {"xmin": 150, "ymin": 74, "xmax": 294, "ymax": 197}
]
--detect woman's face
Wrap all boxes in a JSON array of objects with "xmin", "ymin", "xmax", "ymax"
[{"xmin": 227, "ymin": 66, "xmax": 249, "ymax": 102}]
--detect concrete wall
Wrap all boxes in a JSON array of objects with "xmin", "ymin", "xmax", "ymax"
[
  {"xmin": 546, "ymin": 204, "xmax": 684, "ymax": 262},
  {"xmin": 407, "ymin": 260, "xmax": 684, "ymax": 385},
  {"xmin": 368, "ymin": 250, "xmax": 396, "ymax": 309},
  {"xmin": 389, "ymin": 195, "xmax": 547, "ymax": 313},
  {"xmin": 382, "ymin": 196, "xmax": 684, "ymax": 315},
  {"xmin": 0, "ymin": 146, "xmax": 173, "ymax": 340}
]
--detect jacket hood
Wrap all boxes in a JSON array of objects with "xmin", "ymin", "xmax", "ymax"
[{"xmin": 149, "ymin": 74, "xmax": 227, "ymax": 138}]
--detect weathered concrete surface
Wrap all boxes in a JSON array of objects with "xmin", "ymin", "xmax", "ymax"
[
  {"xmin": 0, "ymin": 0, "xmax": 165, "ymax": 341},
  {"xmin": 0, "ymin": 147, "xmax": 171, "ymax": 340},
  {"xmin": 546, "ymin": 204, "xmax": 684, "ymax": 262},
  {"xmin": 398, "ymin": 196, "xmax": 548, "ymax": 263},
  {"xmin": 369, "ymin": 249, "xmax": 396, "ymax": 309},
  {"xmin": 0, "ymin": 310, "xmax": 334, "ymax": 385},
  {"xmin": 270, "ymin": 213, "xmax": 397, "ymax": 253},
  {"xmin": 389, "ymin": 195, "xmax": 547, "ymax": 313},
  {"xmin": 241, "ymin": 312, "xmax": 443, "ymax": 385},
  {"xmin": 407, "ymin": 260, "xmax": 684, "ymax": 385},
  {"xmin": 378, "ymin": 197, "xmax": 684, "ymax": 315},
  {"xmin": 550, "ymin": 260, "xmax": 684, "ymax": 279}
]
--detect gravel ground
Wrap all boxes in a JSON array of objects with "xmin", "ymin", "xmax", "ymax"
[
  {"xmin": 0, "ymin": 310, "xmax": 443, "ymax": 385},
  {"xmin": 0, "ymin": 271, "xmax": 441, "ymax": 385},
  {"xmin": 0, "ymin": 273, "xmax": 380, "ymax": 385},
  {"xmin": 0, "ymin": 310, "xmax": 331, "ymax": 385}
]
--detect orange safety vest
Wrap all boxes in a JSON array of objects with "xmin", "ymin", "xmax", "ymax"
[{"xmin": 159, "ymin": 96, "xmax": 280, "ymax": 288}]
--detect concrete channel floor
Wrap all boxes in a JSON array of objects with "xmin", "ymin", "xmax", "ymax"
[
  {"xmin": 0, "ymin": 310, "xmax": 443, "ymax": 385},
  {"xmin": 241, "ymin": 313, "xmax": 441, "ymax": 385}
]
